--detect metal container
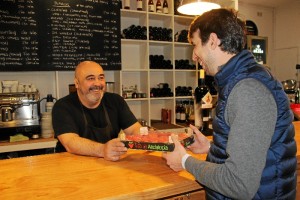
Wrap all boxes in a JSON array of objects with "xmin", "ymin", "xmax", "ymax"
[
  {"xmin": 68, "ymin": 84, "xmax": 76, "ymax": 94},
  {"xmin": 1, "ymin": 107, "xmax": 13, "ymax": 122},
  {"xmin": 105, "ymin": 82, "xmax": 115, "ymax": 93},
  {"xmin": 282, "ymin": 79, "xmax": 297, "ymax": 92}
]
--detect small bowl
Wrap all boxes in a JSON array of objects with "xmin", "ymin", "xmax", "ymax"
[{"xmin": 32, "ymin": 134, "xmax": 40, "ymax": 139}]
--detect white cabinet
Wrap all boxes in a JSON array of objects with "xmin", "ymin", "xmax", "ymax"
[
  {"xmin": 120, "ymin": 0, "xmax": 238, "ymax": 126},
  {"xmin": 120, "ymin": 4, "xmax": 194, "ymax": 126}
]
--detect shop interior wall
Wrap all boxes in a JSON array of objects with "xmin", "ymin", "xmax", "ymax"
[
  {"xmin": 1, "ymin": 2, "xmax": 291, "ymax": 107},
  {"xmin": 240, "ymin": 1, "xmax": 300, "ymax": 82},
  {"xmin": 272, "ymin": 1, "xmax": 300, "ymax": 82},
  {"xmin": 238, "ymin": 2, "xmax": 274, "ymax": 72}
]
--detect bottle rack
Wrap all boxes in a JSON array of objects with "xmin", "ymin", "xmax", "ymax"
[{"xmin": 120, "ymin": 0, "xmax": 237, "ymax": 126}]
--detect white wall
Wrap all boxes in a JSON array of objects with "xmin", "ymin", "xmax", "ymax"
[
  {"xmin": 238, "ymin": 2, "xmax": 275, "ymax": 71},
  {"xmin": 1, "ymin": 1, "xmax": 298, "ymax": 105},
  {"xmin": 239, "ymin": 2, "xmax": 300, "ymax": 82},
  {"xmin": 0, "ymin": 71, "xmax": 74, "ymax": 112},
  {"xmin": 273, "ymin": 2, "xmax": 300, "ymax": 81},
  {"xmin": 0, "ymin": 69, "xmax": 118, "ymax": 112}
]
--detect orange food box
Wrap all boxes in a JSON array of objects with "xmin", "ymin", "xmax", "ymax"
[{"xmin": 121, "ymin": 130, "xmax": 194, "ymax": 152}]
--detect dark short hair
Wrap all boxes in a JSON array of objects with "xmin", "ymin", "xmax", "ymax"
[{"xmin": 188, "ymin": 8, "xmax": 246, "ymax": 54}]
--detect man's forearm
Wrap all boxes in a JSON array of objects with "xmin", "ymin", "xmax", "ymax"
[{"xmin": 59, "ymin": 134, "xmax": 104, "ymax": 157}]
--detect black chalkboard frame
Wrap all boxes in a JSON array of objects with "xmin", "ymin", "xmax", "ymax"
[{"xmin": 0, "ymin": 0, "xmax": 121, "ymax": 71}]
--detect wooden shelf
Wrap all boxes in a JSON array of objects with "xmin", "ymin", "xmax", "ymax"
[
  {"xmin": 0, "ymin": 138, "xmax": 57, "ymax": 153},
  {"xmin": 151, "ymin": 120, "xmax": 187, "ymax": 130}
]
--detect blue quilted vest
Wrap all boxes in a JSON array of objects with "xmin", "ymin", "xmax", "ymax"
[{"xmin": 205, "ymin": 50, "xmax": 297, "ymax": 199}]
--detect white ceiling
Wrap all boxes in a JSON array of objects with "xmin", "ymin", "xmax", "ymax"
[{"xmin": 239, "ymin": 0, "xmax": 297, "ymax": 8}]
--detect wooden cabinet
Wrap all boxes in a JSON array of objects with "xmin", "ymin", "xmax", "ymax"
[
  {"xmin": 164, "ymin": 189, "xmax": 206, "ymax": 200},
  {"xmin": 0, "ymin": 138, "xmax": 57, "ymax": 153}
]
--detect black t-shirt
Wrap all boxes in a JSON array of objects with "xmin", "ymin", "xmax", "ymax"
[{"xmin": 52, "ymin": 92, "xmax": 137, "ymax": 148}]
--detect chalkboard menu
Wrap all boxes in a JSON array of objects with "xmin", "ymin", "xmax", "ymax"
[{"xmin": 0, "ymin": 0, "xmax": 121, "ymax": 71}]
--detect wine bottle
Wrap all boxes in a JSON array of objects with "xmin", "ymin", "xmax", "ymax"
[
  {"xmin": 184, "ymin": 101, "xmax": 190, "ymax": 124},
  {"xmin": 137, "ymin": 0, "xmax": 143, "ymax": 11},
  {"xmin": 179, "ymin": 102, "xmax": 185, "ymax": 123},
  {"xmin": 174, "ymin": 0, "xmax": 180, "ymax": 15},
  {"xmin": 195, "ymin": 69, "xmax": 209, "ymax": 103},
  {"xmin": 188, "ymin": 100, "xmax": 195, "ymax": 125},
  {"xmin": 124, "ymin": 0, "xmax": 130, "ymax": 9},
  {"xmin": 148, "ymin": 0, "xmax": 154, "ymax": 12},
  {"xmin": 163, "ymin": 0, "xmax": 168, "ymax": 14},
  {"xmin": 176, "ymin": 101, "xmax": 181, "ymax": 123},
  {"xmin": 156, "ymin": 0, "xmax": 162, "ymax": 13},
  {"xmin": 194, "ymin": 69, "xmax": 212, "ymax": 133}
]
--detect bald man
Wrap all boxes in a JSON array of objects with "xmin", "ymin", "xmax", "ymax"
[{"xmin": 52, "ymin": 61, "xmax": 141, "ymax": 161}]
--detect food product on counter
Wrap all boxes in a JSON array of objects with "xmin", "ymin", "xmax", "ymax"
[{"xmin": 121, "ymin": 130, "xmax": 194, "ymax": 152}]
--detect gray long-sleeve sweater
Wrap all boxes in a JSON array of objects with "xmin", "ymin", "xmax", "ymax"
[{"xmin": 185, "ymin": 78, "xmax": 277, "ymax": 199}]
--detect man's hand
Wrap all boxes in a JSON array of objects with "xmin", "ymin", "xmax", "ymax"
[
  {"xmin": 102, "ymin": 138, "xmax": 127, "ymax": 161},
  {"xmin": 162, "ymin": 134, "xmax": 187, "ymax": 172},
  {"xmin": 187, "ymin": 124, "xmax": 211, "ymax": 154}
]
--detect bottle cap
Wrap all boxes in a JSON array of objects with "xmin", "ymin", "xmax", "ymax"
[{"xmin": 46, "ymin": 94, "xmax": 53, "ymax": 102}]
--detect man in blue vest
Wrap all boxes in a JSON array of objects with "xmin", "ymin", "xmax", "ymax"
[{"xmin": 163, "ymin": 8, "xmax": 297, "ymax": 199}]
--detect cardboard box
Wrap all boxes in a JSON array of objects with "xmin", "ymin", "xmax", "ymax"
[{"xmin": 121, "ymin": 132, "xmax": 194, "ymax": 152}]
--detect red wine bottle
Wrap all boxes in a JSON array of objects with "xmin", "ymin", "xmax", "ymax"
[
  {"xmin": 194, "ymin": 69, "xmax": 212, "ymax": 133},
  {"xmin": 195, "ymin": 69, "xmax": 209, "ymax": 104}
]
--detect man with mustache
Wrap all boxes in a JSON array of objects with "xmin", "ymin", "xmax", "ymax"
[{"xmin": 52, "ymin": 61, "xmax": 142, "ymax": 161}]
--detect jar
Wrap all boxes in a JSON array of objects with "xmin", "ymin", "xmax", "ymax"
[
  {"xmin": 105, "ymin": 82, "xmax": 115, "ymax": 93},
  {"xmin": 45, "ymin": 94, "xmax": 55, "ymax": 112},
  {"xmin": 41, "ymin": 112, "xmax": 54, "ymax": 138},
  {"xmin": 46, "ymin": 101, "xmax": 54, "ymax": 112}
]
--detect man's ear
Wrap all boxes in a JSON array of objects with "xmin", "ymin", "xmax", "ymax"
[
  {"xmin": 209, "ymin": 33, "xmax": 221, "ymax": 50},
  {"xmin": 74, "ymin": 78, "xmax": 79, "ymax": 88}
]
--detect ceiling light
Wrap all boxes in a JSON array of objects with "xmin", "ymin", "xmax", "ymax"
[{"xmin": 177, "ymin": 0, "xmax": 221, "ymax": 16}]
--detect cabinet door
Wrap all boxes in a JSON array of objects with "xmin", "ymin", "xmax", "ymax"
[
  {"xmin": 121, "ymin": 9, "xmax": 150, "ymax": 123},
  {"xmin": 173, "ymin": 15, "xmax": 196, "ymax": 126},
  {"xmin": 164, "ymin": 189, "xmax": 206, "ymax": 200},
  {"xmin": 148, "ymin": 12, "xmax": 174, "ymax": 125}
]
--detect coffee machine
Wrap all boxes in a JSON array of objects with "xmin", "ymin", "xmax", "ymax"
[{"xmin": 0, "ymin": 91, "xmax": 41, "ymax": 141}]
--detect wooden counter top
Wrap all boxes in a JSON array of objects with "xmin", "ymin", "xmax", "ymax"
[
  {"xmin": 293, "ymin": 110, "xmax": 300, "ymax": 121},
  {"xmin": 0, "ymin": 122, "xmax": 300, "ymax": 199},
  {"xmin": 0, "ymin": 149, "xmax": 206, "ymax": 199}
]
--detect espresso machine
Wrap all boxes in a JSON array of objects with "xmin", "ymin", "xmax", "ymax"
[{"xmin": 0, "ymin": 91, "xmax": 41, "ymax": 141}]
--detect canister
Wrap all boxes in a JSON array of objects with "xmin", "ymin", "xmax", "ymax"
[
  {"xmin": 1, "ymin": 107, "xmax": 13, "ymax": 122},
  {"xmin": 41, "ymin": 112, "xmax": 54, "ymax": 138},
  {"xmin": 105, "ymin": 82, "xmax": 115, "ymax": 93}
]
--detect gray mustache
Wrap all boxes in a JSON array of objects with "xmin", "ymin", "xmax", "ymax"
[{"xmin": 89, "ymin": 86, "xmax": 104, "ymax": 91}]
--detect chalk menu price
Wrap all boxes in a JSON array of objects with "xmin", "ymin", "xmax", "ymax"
[
  {"xmin": 0, "ymin": 0, "xmax": 40, "ymax": 70},
  {"xmin": 0, "ymin": 0, "xmax": 121, "ymax": 71}
]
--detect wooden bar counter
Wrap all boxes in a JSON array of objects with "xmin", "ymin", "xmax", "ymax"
[
  {"xmin": 1, "ymin": 122, "xmax": 300, "ymax": 199},
  {"xmin": 0, "ymin": 146, "xmax": 205, "ymax": 199}
]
